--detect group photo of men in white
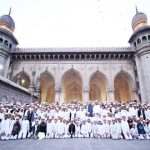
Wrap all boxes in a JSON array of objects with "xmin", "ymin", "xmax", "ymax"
[{"xmin": 0, "ymin": 100, "xmax": 150, "ymax": 140}]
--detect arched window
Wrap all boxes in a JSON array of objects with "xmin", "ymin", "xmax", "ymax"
[
  {"xmin": 4, "ymin": 40, "xmax": 9, "ymax": 46},
  {"xmin": 0, "ymin": 38, "xmax": 3, "ymax": 43},
  {"xmin": 15, "ymin": 72, "xmax": 31, "ymax": 89},
  {"xmin": 142, "ymin": 36, "xmax": 147, "ymax": 42},
  {"xmin": 9, "ymin": 43, "xmax": 12, "ymax": 49},
  {"xmin": 148, "ymin": 35, "xmax": 150, "ymax": 41},
  {"xmin": 0, "ymin": 96, "xmax": 7, "ymax": 104},
  {"xmin": 134, "ymin": 42, "xmax": 136, "ymax": 47}
]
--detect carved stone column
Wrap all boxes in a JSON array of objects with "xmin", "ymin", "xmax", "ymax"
[
  {"xmin": 29, "ymin": 70, "xmax": 36, "ymax": 93},
  {"xmin": 83, "ymin": 88, "xmax": 89, "ymax": 103},
  {"xmin": 55, "ymin": 87, "xmax": 61, "ymax": 104},
  {"xmin": 17, "ymin": 74, "xmax": 21, "ymax": 84},
  {"xmin": 107, "ymin": 88, "xmax": 115, "ymax": 102},
  {"xmin": 35, "ymin": 78, "xmax": 40, "ymax": 98}
]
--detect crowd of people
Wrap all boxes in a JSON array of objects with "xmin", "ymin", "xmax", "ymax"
[{"xmin": 0, "ymin": 100, "xmax": 150, "ymax": 141}]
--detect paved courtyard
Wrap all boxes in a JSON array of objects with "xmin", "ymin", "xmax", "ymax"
[{"xmin": 0, "ymin": 138, "xmax": 150, "ymax": 150}]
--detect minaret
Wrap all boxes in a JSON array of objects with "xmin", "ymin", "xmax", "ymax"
[
  {"xmin": 0, "ymin": 9, "xmax": 18, "ymax": 77},
  {"xmin": 129, "ymin": 8, "xmax": 150, "ymax": 103}
]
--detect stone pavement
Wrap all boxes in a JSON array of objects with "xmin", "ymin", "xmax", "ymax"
[{"xmin": 0, "ymin": 138, "xmax": 150, "ymax": 150}]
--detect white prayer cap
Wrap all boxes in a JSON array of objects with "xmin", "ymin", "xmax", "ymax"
[
  {"xmin": 16, "ymin": 116, "xmax": 20, "ymax": 120},
  {"xmin": 41, "ymin": 117, "xmax": 45, "ymax": 120}
]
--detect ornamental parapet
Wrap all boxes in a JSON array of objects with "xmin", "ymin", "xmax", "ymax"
[{"xmin": 11, "ymin": 48, "xmax": 134, "ymax": 61}]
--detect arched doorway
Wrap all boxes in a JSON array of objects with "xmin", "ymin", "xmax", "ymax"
[
  {"xmin": 62, "ymin": 69, "xmax": 82, "ymax": 103},
  {"xmin": 89, "ymin": 71, "xmax": 107, "ymax": 101},
  {"xmin": 0, "ymin": 96, "xmax": 7, "ymax": 104},
  {"xmin": 114, "ymin": 72, "xmax": 133, "ymax": 102},
  {"xmin": 40, "ymin": 71, "xmax": 55, "ymax": 103},
  {"xmin": 14, "ymin": 71, "xmax": 30, "ymax": 89}
]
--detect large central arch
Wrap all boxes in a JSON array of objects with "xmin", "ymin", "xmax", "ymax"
[
  {"xmin": 40, "ymin": 71, "xmax": 55, "ymax": 103},
  {"xmin": 114, "ymin": 71, "xmax": 133, "ymax": 102},
  {"xmin": 61, "ymin": 69, "xmax": 83, "ymax": 103},
  {"xmin": 89, "ymin": 71, "xmax": 107, "ymax": 101}
]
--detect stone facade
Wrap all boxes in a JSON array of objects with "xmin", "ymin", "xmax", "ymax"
[
  {"xmin": 1, "ymin": 10, "xmax": 150, "ymax": 104},
  {"xmin": 0, "ymin": 75, "xmax": 38, "ymax": 104}
]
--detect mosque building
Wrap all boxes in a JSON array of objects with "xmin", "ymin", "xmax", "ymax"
[{"xmin": 0, "ymin": 9, "xmax": 150, "ymax": 104}]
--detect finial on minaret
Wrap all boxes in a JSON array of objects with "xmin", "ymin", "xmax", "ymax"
[
  {"xmin": 9, "ymin": 7, "xmax": 12, "ymax": 15},
  {"xmin": 135, "ymin": 5, "xmax": 138, "ymax": 14}
]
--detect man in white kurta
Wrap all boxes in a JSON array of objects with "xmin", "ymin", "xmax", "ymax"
[
  {"xmin": 97, "ymin": 121, "xmax": 104, "ymax": 138},
  {"xmin": 103, "ymin": 119, "xmax": 111, "ymax": 138},
  {"xmin": 57, "ymin": 118, "xmax": 65, "ymax": 138},
  {"xmin": 111, "ymin": 119, "xmax": 118, "ymax": 140},
  {"xmin": 121, "ymin": 116, "xmax": 132, "ymax": 140},
  {"xmin": 75, "ymin": 121, "xmax": 81, "ymax": 138},
  {"xmin": 80, "ymin": 120, "xmax": 88, "ymax": 138},
  {"xmin": 18, "ymin": 116, "xmax": 30, "ymax": 139},
  {"xmin": 46, "ymin": 119, "xmax": 54, "ymax": 138},
  {"xmin": 130, "ymin": 123, "xmax": 138, "ymax": 139},
  {"xmin": 1, "ymin": 115, "xmax": 11, "ymax": 140}
]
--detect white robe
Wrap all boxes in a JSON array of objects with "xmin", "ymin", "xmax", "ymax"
[
  {"xmin": 111, "ymin": 123, "xmax": 118, "ymax": 139},
  {"xmin": 97, "ymin": 124, "xmax": 104, "ymax": 137},
  {"xmin": 121, "ymin": 120, "xmax": 132, "ymax": 140},
  {"xmin": 46, "ymin": 122, "xmax": 54, "ymax": 138},
  {"xmin": 130, "ymin": 127, "xmax": 138, "ymax": 138},
  {"xmin": 92, "ymin": 124, "xmax": 98, "ymax": 137},
  {"xmin": 80, "ymin": 124, "xmax": 88, "ymax": 137},
  {"xmin": 93, "ymin": 105, "xmax": 100, "ymax": 114},
  {"xmin": 75, "ymin": 124, "xmax": 81, "ymax": 138},
  {"xmin": 64, "ymin": 123, "xmax": 69, "ymax": 138},
  {"xmin": 19, "ymin": 120, "xmax": 30, "ymax": 139},
  {"xmin": 103, "ymin": 123, "xmax": 111, "ymax": 138},
  {"xmin": 1, "ymin": 119, "xmax": 11, "ymax": 140},
  {"xmin": 57, "ymin": 122, "xmax": 65, "ymax": 137}
]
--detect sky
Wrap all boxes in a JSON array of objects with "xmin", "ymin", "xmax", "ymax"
[{"xmin": 0, "ymin": 0, "xmax": 150, "ymax": 48}]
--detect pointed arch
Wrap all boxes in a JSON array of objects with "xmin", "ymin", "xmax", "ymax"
[
  {"xmin": 61, "ymin": 68, "xmax": 83, "ymax": 103},
  {"xmin": 114, "ymin": 70, "xmax": 134, "ymax": 102},
  {"xmin": 40, "ymin": 70, "xmax": 55, "ymax": 103},
  {"xmin": 13, "ymin": 71, "xmax": 31, "ymax": 89},
  {"xmin": 89, "ymin": 71, "xmax": 107, "ymax": 101},
  {"xmin": 0, "ymin": 96, "xmax": 8, "ymax": 104}
]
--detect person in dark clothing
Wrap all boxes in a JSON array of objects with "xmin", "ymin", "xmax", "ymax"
[
  {"xmin": 127, "ymin": 117, "xmax": 133, "ymax": 129},
  {"xmin": 27, "ymin": 109, "xmax": 35, "ymax": 132},
  {"xmin": 87, "ymin": 102, "xmax": 93, "ymax": 117},
  {"xmin": 69, "ymin": 120, "xmax": 76, "ymax": 138},
  {"xmin": 138, "ymin": 106, "xmax": 146, "ymax": 120},
  {"xmin": 30, "ymin": 120, "xmax": 39, "ymax": 139},
  {"xmin": 11, "ymin": 117, "xmax": 21, "ymax": 139},
  {"xmin": 137, "ymin": 119, "xmax": 146, "ymax": 139},
  {"xmin": 37, "ymin": 118, "xmax": 47, "ymax": 140}
]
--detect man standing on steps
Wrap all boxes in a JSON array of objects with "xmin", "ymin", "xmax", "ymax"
[{"xmin": 69, "ymin": 120, "xmax": 76, "ymax": 138}]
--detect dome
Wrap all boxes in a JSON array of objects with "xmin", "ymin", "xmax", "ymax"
[
  {"xmin": 0, "ymin": 14, "xmax": 15, "ymax": 33},
  {"xmin": 132, "ymin": 12, "xmax": 148, "ymax": 31}
]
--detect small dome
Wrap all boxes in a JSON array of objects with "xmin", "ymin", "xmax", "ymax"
[
  {"xmin": 132, "ymin": 12, "xmax": 148, "ymax": 31},
  {"xmin": 0, "ymin": 14, "xmax": 15, "ymax": 33}
]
